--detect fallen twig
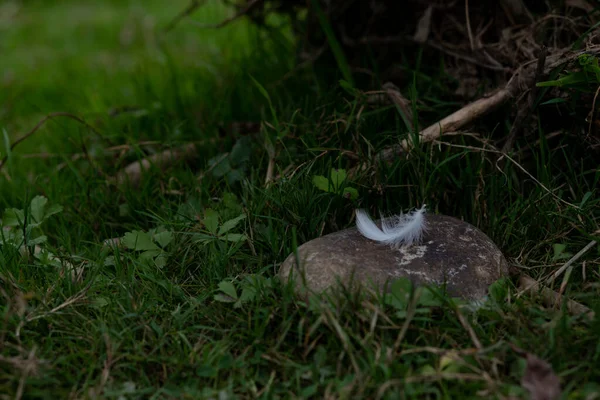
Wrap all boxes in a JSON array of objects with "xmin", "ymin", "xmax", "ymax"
[
  {"xmin": 518, "ymin": 274, "xmax": 595, "ymax": 319},
  {"xmin": 113, "ymin": 143, "xmax": 199, "ymax": 188},
  {"xmin": 102, "ymin": 237, "xmax": 123, "ymax": 250},
  {"xmin": 373, "ymin": 45, "xmax": 600, "ymax": 165},
  {"xmin": 383, "ymin": 82, "xmax": 414, "ymax": 129},
  {"xmin": 164, "ymin": 0, "xmax": 206, "ymax": 33},
  {"xmin": 546, "ymin": 239, "xmax": 598, "ymax": 285}
]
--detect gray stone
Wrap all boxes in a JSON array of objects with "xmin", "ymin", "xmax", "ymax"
[{"xmin": 279, "ymin": 214, "xmax": 508, "ymax": 301}]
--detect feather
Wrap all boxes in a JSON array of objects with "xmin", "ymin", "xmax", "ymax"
[{"xmin": 355, "ymin": 205, "xmax": 427, "ymax": 248}]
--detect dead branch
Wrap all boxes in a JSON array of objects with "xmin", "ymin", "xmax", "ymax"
[
  {"xmin": 191, "ymin": 0, "xmax": 263, "ymax": 29},
  {"xmin": 374, "ymin": 45, "xmax": 600, "ymax": 165},
  {"xmin": 546, "ymin": 239, "xmax": 598, "ymax": 285},
  {"xmin": 413, "ymin": 5, "xmax": 433, "ymax": 43},
  {"xmin": 113, "ymin": 143, "xmax": 199, "ymax": 188},
  {"xmin": 518, "ymin": 274, "xmax": 595, "ymax": 319},
  {"xmin": 383, "ymin": 82, "xmax": 414, "ymax": 129},
  {"xmin": 377, "ymin": 88, "xmax": 513, "ymax": 163},
  {"xmin": 164, "ymin": 0, "xmax": 207, "ymax": 33}
]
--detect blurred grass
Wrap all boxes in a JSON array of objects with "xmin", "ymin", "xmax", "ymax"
[{"xmin": 0, "ymin": 0, "xmax": 277, "ymax": 153}]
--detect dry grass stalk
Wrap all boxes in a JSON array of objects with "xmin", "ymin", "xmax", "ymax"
[{"xmin": 114, "ymin": 143, "xmax": 198, "ymax": 187}]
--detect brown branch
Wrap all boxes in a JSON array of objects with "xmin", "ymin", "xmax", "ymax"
[
  {"xmin": 113, "ymin": 143, "xmax": 199, "ymax": 188},
  {"xmin": 377, "ymin": 88, "xmax": 513, "ymax": 163},
  {"xmin": 164, "ymin": 0, "xmax": 206, "ymax": 33},
  {"xmin": 373, "ymin": 45, "xmax": 600, "ymax": 165},
  {"xmin": 0, "ymin": 112, "xmax": 103, "ymax": 172},
  {"xmin": 518, "ymin": 274, "xmax": 594, "ymax": 319},
  {"xmin": 191, "ymin": 0, "xmax": 262, "ymax": 29}
]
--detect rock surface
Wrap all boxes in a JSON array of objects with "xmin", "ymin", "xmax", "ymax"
[{"xmin": 279, "ymin": 214, "xmax": 508, "ymax": 301}]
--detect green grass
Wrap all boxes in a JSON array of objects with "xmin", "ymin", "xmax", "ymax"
[{"xmin": 2, "ymin": 1, "xmax": 600, "ymax": 399}]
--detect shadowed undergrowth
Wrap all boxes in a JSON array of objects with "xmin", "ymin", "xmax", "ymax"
[{"xmin": 1, "ymin": 1, "xmax": 599, "ymax": 398}]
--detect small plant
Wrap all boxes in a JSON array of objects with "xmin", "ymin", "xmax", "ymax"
[
  {"xmin": 537, "ymin": 54, "xmax": 600, "ymax": 89},
  {"xmin": 214, "ymin": 274, "xmax": 273, "ymax": 308},
  {"xmin": 207, "ymin": 136, "xmax": 252, "ymax": 184},
  {"xmin": 194, "ymin": 208, "xmax": 248, "ymax": 245},
  {"xmin": 552, "ymin": 243, "xmax": 573, "ymax": 262},
  {"xmin": 121, "ymin": 228, "xmax": 174, "ymax": 268},
  {"xmin": 383, "ymin": 278, "xmax": 444, "ymax": 318},
  {"xmin": 0, "ymin": 195, "xmax": 63, "ymax": 266},
  {"xmin": 312, "ymin": 168, "xmax": 358, "ymax": 200}
]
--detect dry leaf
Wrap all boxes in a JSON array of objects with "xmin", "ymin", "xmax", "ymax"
[
  {"xmin": 521, "ymin": 353, "xmax": 561, "ymax": 400},
  {"xmin": 413, "ymin": 6, "xmax": 433, "ymax": 43}
]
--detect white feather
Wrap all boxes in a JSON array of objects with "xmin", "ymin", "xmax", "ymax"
[{"xmin": 355, "ymin": 205, "xmax": 427, "ymax": 248}]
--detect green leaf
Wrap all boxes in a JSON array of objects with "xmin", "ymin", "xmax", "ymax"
[
  {"xmin": 552, "ymin": 243, "xmax": 572, "ymax": 261},
  {"xmin": 249, "ymin": 75, "xmax": 278, "ymax": 124},
  {"xmin": 220, "ymin": 233, "xmax": 247, "ymax": 243},
  {"xmin": 154, "ymin": 231, "xmax": 173, "ymax": 248},
  {"xmin": 329, "ymin": 168, "xmax": 347, "ymax": 190},
  {"xmin": 311, "ymin": 0, "xmax": 353, "ymax": 85},
  {"xmin": 193, "ymin": 233, "xmax": 216, "ymax": 245},
  {"xmin": 386, "ymin": 278, "xmax": 413, "ymax": 309},
  {"xmin": 222, "ymin": 192, "xmax": 242, "ymax": 213},
  {"xmin": 140, "ymin": 249, "xmax": 162, "ymax": 259},
  {"xmin": 218, "ymin": 214, "xmax": 246, "ymax": 236},
  {"xmin": 28, "ymin": 235, "xmax": 48, "ymax": 246},
  {"xmin": 217, "ymin": 353, "xmax": 234, "ymax": 369},
  {"xmin": 226, "ymin": 168, "xmax": 244, "ymax": 184},
  {"xmin": 30, "ymin": 196, "xmax": 48, "ymax": 223},
  {"xmin": 45, "ymin": 203, "xmax": 63, "ymax": 219},
  {"xmin": 203, "ymin": 209, "xmax": 219, "ymax": 234},
  {"xmin": 208, "ymin": 155, "xmax": 232, "ymax": 178},
  {"xmin": 239, "ymin": 287, "xmax": 257, "ymax": 304},
  {"xmin": 2, "ymin": 208, "xmax": 25, "ymax": 227},
  {"xmin": 415, "ymin": 287, "xmax": 443, "ymax": 307},
  {"xmin": 154, "ymin": 253, "xmax": 168, "ymax": 268},
  {"xmin": 419, "ymin": 364, "xmax": 436, "ymax": 376},
  {"xmin": 250, "ymin": 75, "xmax": 272, "ymax": 106},
  {"xmin": 342, "ymin": 187, "xmax": 359, "ymax": 200},
  {"xmin": 313, "ymin": 175, "xmax": 331, "ymax": 192},
  {"xmin": 300, "ymin": 384, "xmax": 319, "ymax": 398},
  {"xmin": 214, "ymin": 293, "xmax": 236, "ymax": 303},
  {"xmin": 536, "ymin": 71, "xmax": 590, "ymax": 88},
  {"xmin": 440, "ymin": 351, "xmax": 463, "ymax": 373},
  {"xmin": 339, "ymin": 79, "xmax": 358, "ymax": 96},
  {"xmin": 119, "ymin": 203, "xmax": 130, "ymax": 217},
  {"xmin": 488, "ymin": 277, "xmax": 509, "ymax": 303},
  {"xmin": 91, "ymin": 296, "xmax": 109, "ymax": 309},
  {"xmin": 229, "ymin": 137, "xmax": 252, "ymax": 166},
  {"xmin": 539, "ymin": 98, "xmax": 567, "ymax": 106},
  {"xmin": 122, "ymin": 230, "xmax": 160, "ymax": 251},
  {"xmin": 196, "ymin": 365, "xmax": 217, "ymax": 377},
  {"xmin": 217, "ymin": 281, "xmax": 238, "ymax": 300},
  {"xmin": 580, "ymin": 191, "xmax": 593, "ymax": 207}
]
